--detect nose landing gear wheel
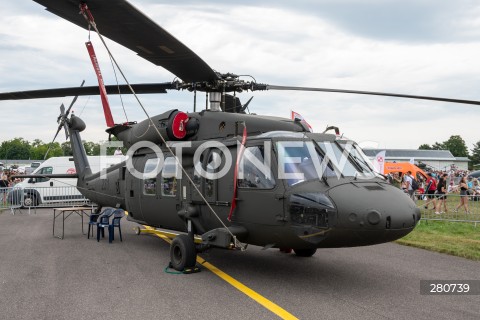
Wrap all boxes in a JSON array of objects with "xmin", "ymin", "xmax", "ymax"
[
  {"xmin": 169, "ymin": 234, "xmax": 197, "ymax": 272},
  {"xmin": 293, "ymin": 248, "xmax": 317, "ymax": 257}
]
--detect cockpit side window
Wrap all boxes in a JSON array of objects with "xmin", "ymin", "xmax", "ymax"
[
  {"xmin": 238, "ymin": 146, "xmax": 275, "ymax": 189},
  {"xmin": 277, "ymin": 141, "xmax": 336, "ymax": 186}
]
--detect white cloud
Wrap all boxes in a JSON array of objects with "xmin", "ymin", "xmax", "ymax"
[{"xmin": 1, "ymin": 1, "xmax": 480, "ymax": 154}]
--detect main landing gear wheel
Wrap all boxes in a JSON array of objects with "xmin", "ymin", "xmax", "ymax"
[
  {"xmin": 293, "ymin": 248, "xmax": 317, "ymax": 257},
  {"xmin": 170, "ymin": 234, "xmax": 197, "ymax": 271},
  {"xmin": 134, "ymin": 226, "xmax": 141, "ymax": 235}
]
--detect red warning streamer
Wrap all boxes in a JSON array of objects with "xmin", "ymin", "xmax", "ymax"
[
  {"xmin": 85, "ymin": 41, "xmax": 114, "ymax": 127},
  {"xmin": 228, "ymin": 125, "xmax": 247, "ymax": 222}
]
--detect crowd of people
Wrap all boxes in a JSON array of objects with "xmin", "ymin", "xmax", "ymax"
[
  {"xmin": 387, "ymin": 169, "xmax": 479, "ymax": 214},
  {"xmin": 0, "ymin": 169, "xmax": 24, "ymax": 187}
]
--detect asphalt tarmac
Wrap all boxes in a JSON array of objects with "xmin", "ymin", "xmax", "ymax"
[{"xmin": 0, "ymin": 208, "xmax": 478, "ymax": 320}]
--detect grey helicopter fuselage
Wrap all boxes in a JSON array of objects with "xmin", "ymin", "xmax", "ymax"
[{"xmin": 68, "ymin": 109, "xmax": 420, "ymax": 250}]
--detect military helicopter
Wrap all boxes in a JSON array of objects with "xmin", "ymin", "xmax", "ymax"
[{"xmin": 3, "ymin": 0, "xmax": 480, "ymax": 272}]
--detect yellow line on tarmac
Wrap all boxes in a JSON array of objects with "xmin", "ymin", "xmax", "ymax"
[
  {"xmin": 144, "ymin": 226, "xmax": 298, "ymax": 320},
  {"xmin": 196, "ymin": 256, "xmax": 299, "ymax": 320}
]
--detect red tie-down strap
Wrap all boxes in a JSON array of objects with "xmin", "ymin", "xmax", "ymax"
[
  {"xmin": 79, "ymin": 3, "xmax": 95, "ymax": 25},
  {"xmin": 228, "ymin": 125, "xmax": 247, "ymax": 222},
  {"xmin": 85, "ymin": 41, "xmax": 115, "ymax": 127}
]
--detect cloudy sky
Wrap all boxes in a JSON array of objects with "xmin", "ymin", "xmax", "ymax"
[{"xmin": 1, "ymin": 0, "xmax": 480, "ymax": 152}]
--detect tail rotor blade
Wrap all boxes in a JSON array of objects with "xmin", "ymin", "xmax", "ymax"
[{"xmin": 64, "ymin": 80, "xmax": 85, "ymax": 118}]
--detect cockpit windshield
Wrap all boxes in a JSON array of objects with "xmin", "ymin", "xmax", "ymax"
[{"xmin": 276, "ymin": 139, "xmax": 377, "ymax": 186}]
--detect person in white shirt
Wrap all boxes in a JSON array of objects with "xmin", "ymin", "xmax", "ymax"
[{"xmin": 403, "ymin": 171, "xmax": 414, "ymax": 199}]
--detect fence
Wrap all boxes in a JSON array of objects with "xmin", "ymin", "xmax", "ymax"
[
  {"xmin": 2, "ymin": 185, "xmax": 479, "ymax": 226},
  {"xmin": 416, "ymin": 193, "xmax": 480, "ymax": 226},
  {"xmin": 0, "ymin": 186, "xmax": 94, "ymax": 214}
]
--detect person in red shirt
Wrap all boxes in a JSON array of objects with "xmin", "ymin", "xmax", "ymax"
[{"xmin": 424, "ymin": 173, "xmax": 437, "ymax": 210}]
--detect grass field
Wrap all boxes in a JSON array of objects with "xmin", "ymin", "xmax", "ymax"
[
  {"xmin": 396, "ymin": 195, "xmax": 480, "ymax": 261},
  {"xmin": 396, "ymin": 220, "xmax": 480, "ymax": 261}
]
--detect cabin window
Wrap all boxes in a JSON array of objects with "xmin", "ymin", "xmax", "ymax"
[
  {"xmin": 143, "ymin": 158, "xmax": 160, "ymax": 195},
  {"xmin": 238, "ymin": 146, "xmax": 275, "ymax": 189},
  {"xmin": 205, "ymin": 151, "xmax": 222, "ymax": 197},
  {"xmin": 162, "ymin": 157, "xmax": 179, "ymax": 197}
]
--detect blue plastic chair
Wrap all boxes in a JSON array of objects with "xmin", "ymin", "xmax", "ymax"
[
  {"xmin": 87, "ymin": 208, "xmax": 114, "ymax": 239},
  {"xmin": 96, "ymin": 208, "xmax": 116, "ymax": 242},
  {"xmin": 87, "ymin": 212, "xmax": 100, "ymax": 239},
  {"xmin": 108, "ymin": 209, "xmax": 125, "ymax": 243}
]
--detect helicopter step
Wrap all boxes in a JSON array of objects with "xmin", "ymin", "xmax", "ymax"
[{"xmin": 201, "ymin": 226, "xmax": 248, "ymax": 249}]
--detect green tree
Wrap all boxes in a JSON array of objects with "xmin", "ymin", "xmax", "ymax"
[
  {"xmin": 31, "ymin": 142, "xmax": 63, "ymax": 160},
  {"xmin": 431, "ymin": 142, "xmax": 444, "ymax": 150},
  {"xmin": 83, "ymin": 141, "xmax": 100, "ymax": 156},
  {"xmin": 0, "ymin": 138, "xmax": 31, "ymax": 160},
  {"xmin": 471, "ymin": 141, "xmax": 480, "ymax": 168},
  {"xmin": 443, "ymin": 135, "xmax": 469, "ymax": 158},
  {"xmin": 418, "ymin": 144, "xmax": 432, "ymax": 150},
  {"xmin": 32, "ymin": 139, "xmax": 43, "ymax": 149},
  {"xmin": 61, "ymin": 141, "xmax": 73, "ymax": 156}
]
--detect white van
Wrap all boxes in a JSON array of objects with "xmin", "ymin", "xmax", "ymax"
[
  {"xmin": 13, "ymin": 156, "xmax": 123, "ymax": 207},
  {"xmin": 24, "ymin": 161, "xmax": 42, "ymax": 175}
]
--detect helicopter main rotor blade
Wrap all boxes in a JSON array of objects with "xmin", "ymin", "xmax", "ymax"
[
  {"xmin": 0, "ymin": 83, "xmax": 175, "ymax": 101},
  {"xmin": 34, "ymin": 0, "xmax": 219, "ymax": 83},
  {"xmin": 259, "ymin": 84, "xmax": 480, "ymax": 106}
]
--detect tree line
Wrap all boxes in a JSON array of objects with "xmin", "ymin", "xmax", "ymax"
[
  {"xmin": 418, "ymin": 135, "xmax": 480, "ymax": 169},
  {"xmin": 0, "ymin": 138, "xmax": 124, "ymax": 160},
  {"xmin": 1, "ymin": 135, "xmax": 479, "ymax": 169}
]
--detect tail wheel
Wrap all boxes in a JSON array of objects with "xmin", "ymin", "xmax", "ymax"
[
  {"xmin": 24, "ymin": 194, "xmax": 38, "ymax": 207},
  {"xmin": 293, "ymin": 248, "xmax": 317, "ymax": 257},
  {"xmin": 134, "ymin": 226, "xmax": 142, "ymax": 235},
  {"xmin": 170, "ymin": 234, "xmax": 197, "ymax": 271}
]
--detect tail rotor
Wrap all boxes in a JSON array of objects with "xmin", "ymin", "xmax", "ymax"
[{"xmin": 44, "ymin": 80, "xmax": 85, "ymax": 159}]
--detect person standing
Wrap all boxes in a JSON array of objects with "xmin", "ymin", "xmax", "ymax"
[
  {"xmin": 454, "ymin": 177, "xmax": 470, "ymax": 214},
  {"xmin": 424, "ymin": 173, "xmax": 437, "ymax": 210},
  {"xmin": 435, "ymin": 173, "xmax": 448, "ymax": 214},
  {"xmin": 0, "ymin": 171, "xmax": 8, "ymax": 204},
  {"xmin": 403, "ymin": 171, "xmax": 415, "ymax": 200}
]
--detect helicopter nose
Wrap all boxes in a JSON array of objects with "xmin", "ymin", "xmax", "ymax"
[{"xmin": 327, "ymin": 182, "xmax": 420, "ymax": 245}]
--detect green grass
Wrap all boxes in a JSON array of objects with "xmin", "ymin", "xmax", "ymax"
[{"xmin": 396, "ymin": 220, "xmax": 480, "ymax": 261}]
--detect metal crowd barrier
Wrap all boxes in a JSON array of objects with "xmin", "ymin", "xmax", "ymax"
[
  {"xmin": 417, "ymin": 193, "xmax": 480, "ymax": 226},
  {"xmin": 1, "ymin": 187, "xmax": 24, "ymax": 214},
  {"xmin": 0, "ymin": 186, "xmax": 94, "ymax": 214}
]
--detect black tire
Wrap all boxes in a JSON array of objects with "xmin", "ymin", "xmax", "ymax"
[
  {"xmin": 23, "ymin": 194, "xmax": 38, "ymax": 207},
  {"xmin": 293, "ymin": 248, "xmax": 317, "ymax": 257},
  {"xmin": 170, "ymin": 234, "xmax": 197, "ymax": 271},
  {"xmin": 134, "ymin": 227, "xmax": 141, "ymax": 235}
]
